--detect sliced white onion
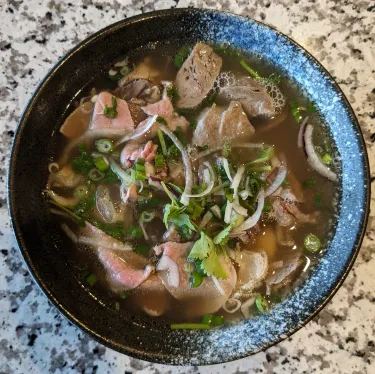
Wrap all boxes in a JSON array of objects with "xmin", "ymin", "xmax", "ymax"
[
  {"xmin": 232, "ymin": 189, "xmax": 265, "ymax": 233},
  {"xmin": 221, "ymin": 158, "xmax": 233, "ymax": 182},
  {"xmin": 156, "ymin": 255, "xmax": 180, "ymax": 288},
  {"xmin": 223, "ymin": 298, "xmax": 242, "ymax": 314},
  {"xmin": 158, "ymin": 124, "xmax": 193, "ymax": 206},
  {"xmin": 139, "ymin": 220, "xmax": 148, "ymax": 240},
  {"xmin": 224, "ymin": 201, "xmax": 233, "ymax": 224},
  {"xmin": 212, "ymin": 276, "xmax": 225, "ymax": 296},
  {"xmin": 210, "ymin": 205, "xmax": 221, "ymax": 219},
  {"xmin": 183, "ymin": 181, "xmax": 214, "ymax": 198},
  {"xmin": 91, "ymin": 94, "xmax": 98, "ymax": 103},
  {"xmin": 202, "ymin": 168, "xmax": 211, "ymax": 185},
  {"xmin": 61, "ymin": 223, "xmax": 77, "ymax": 243},
  {"xmin": 303, "ymin": 256, "xmax": 311, "ymax": 272},
  {"xmin": 239, "ymin": 190, "xmax": 249, "ymax": 200},
  {"xmin": 297, "ymin": 116, "xmax": 309, "ymax": 148},
  {"xmin": 203, "ymin": 161, "xmax": 215, "ymax": 181},
  {"xmin": 264, "ymin": 164, "xmax": 288, "ymax": 197},
  {"xmin": 138, "ymin": 180, "xmax": 144, "ymax": 194},
  {"xmin": 199, "ymin": 211, "xmax": 213, "ymax": 229},
  {"xmin": 196, "ymin": 143, "xmax": 265, "ymax": 159},
  {"xmin": 115, "ymin": 114, "xmax": 158, "ymax": 147},
  {"xmin": 109, "ymin": 158, "xmax": 132, "ymax": 186},
  {"xmin": 78, "ymin": 236, "xmax": 132, "ymax": 251},
  {"xmin": 108, "ymin": 69, "xmax": 118, "ymax": 76},
  {"xmin": 304, "ymin": 125, "xmax": 337, "ymax": 181},
  {"xmin": 241, "ymin": 295, "xmax": 257, "ymax": 318},
  {"xmin": 148, "ymin": 177, "xmax": 164, "ymax": 191},
  {"xmin": 231, "ymin": 164, "xmax": 245, "ymax": 199},
  {"xmin": 232, "ymin": 201, "xmax": 248, "ymax": 216},
  {"xmin": 45, "ymin": 189, "xmax": 78, "ymax": 208}
]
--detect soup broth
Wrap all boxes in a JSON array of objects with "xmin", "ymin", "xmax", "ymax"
[{"xmin": 46, "ymin": 41, "xmax": 338, "ymax": 328}]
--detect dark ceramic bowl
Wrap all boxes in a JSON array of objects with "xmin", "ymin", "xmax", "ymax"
[{"xmin": 8, "ymin": 8, "xmax": 370, "ymax": 365}]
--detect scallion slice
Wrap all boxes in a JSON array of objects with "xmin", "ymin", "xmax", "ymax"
[
  {"xmin": 157, "ymin": 130, "xmax": 167, "ymax": 156},
  {"xmin": 170, "ymin": 323, "xmax": 211, "ymax": 330},
  {"xmin": 95, "ymin": 139, "xmax": 114, "ymax": 153},
  {"xmin": 73, "ymin": 184, "xmax": 89, "ymax": 200},
  {"xmin": 94, "ymin": 157, "xmax": 109, "ymax": 172},
  {"xmin": 140, "ymin": 210, "xmax": 155, "ymax": 223},
  {"xmin": 88, "ymin": 168, "xmax": 105, "ymax": 182},
  {"xmin": 304, "ymin": 233, "xmax": 321, "ymax": 253},
  {"xmin": 255, "ymin": 295, "xmax": 269, "ymax": 314}
]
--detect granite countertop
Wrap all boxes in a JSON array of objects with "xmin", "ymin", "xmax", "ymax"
[{"xmin": 0, "ymin": 0, "xmax": 374, "ymax": 373}]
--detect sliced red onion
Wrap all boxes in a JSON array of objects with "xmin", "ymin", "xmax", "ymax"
[
  {"xmin": 61, "ymin": 223, "xmax": 78, "ymax": 243},
  {"xmin": 232, "ymin": 201, "xmax": 248, "ymax": 216},
  {"xmin": 297, "ymin": 116, "xmax": 309, "ymax": 148},
  {"xmin": 304, "ymin": 125, "xmax": 337, "ymax": 181},
  {"xmin": 223, "ymin": 298, "xmax": 242, "ymax": 314},
  {"xmin": 156, "ymin": 255, "xmax": 180, "ymax": 288},
  {"xmin": 115, "ymin": 114, "xmax": 158, "ymax": 147},
  {"xmin": 199, "ymin": 211, "xmax": 213, "ymax": 229},
  {"xmin": 232, "ymin": 189, "xmax": 265, "ymax": 233},
  {"xmin": 212, "ymin": 276, "xmax": 226, "ymax": 296},
  {"xmin": 196, "ymin": 142, "xmax": 265, "ymax": 159},
  {"xmin": 224, "ymin": 201, "xmax": 233, "ymax": 224},
  {"xmin": 158, "ymin": 124, "xmax": 193, "ymax": 206},
  {"xmin": 264, "ymin": 164, "xmax": 288, "ymax": 197}
]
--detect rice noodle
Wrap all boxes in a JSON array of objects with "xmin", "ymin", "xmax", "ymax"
[
  {"xmin": 48, "ymin": 162, "xmax": 60, "ymax": 174},
  {"xmin": 158, "ymin": 124, "xmax": 193, "ymax": 206},
  {"xmin": 78, "ymin": 236, "xmax": 133, "ymax": 251},
  {"xmin": 264, "ymin": 163, "xmax": 288, "ymax": 197},
  {"xmin": 304, "ymin": 125, "xmax": 337, "ymax": 181},
  {"xmin": 45, "ymin": 189, "xmax": 78, "ymax": 207},
  {"xmin": 60, "ymin": 129, "xmax": 128, "ymax": 165},
  {"xmin": 222, "ymin": 158, "xmax": 233, "ymax": 182},
  {"xmin": 196, "ymin": 142, "xmax": 265, "ymax": 159},
  {"xmin": 297, "ymin": 116, "xmax": 309, "ymax": 148},
  {"xmin": 232, "ymin": 189, "xmax": 265, "ymax": 233},
  {"xmin": 212, "ymin": 276, "xmax": 225, "ymax": 296},
  {"xmin": 61, "ymin": 223, "xmax": 78, "ymax": 243},
  {"xmin": 114, "ymin": 114, "xmax": 158, "ymax": 147},
  {"xmin": 156, "ymin": 255, "xmax": 180, "ymax": 288},
  {"xmin": 199, "ymin": 211, "xmax": 213, "ymax": 229},
  {"xmin": 223, "ymin": 298, "xmax": 242, "ymax": 314}
]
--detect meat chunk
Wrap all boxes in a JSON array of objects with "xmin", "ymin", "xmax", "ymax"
[
  {"xmin": 154, "ymin": 242, "xmax": 237, "ymax": 317},
  {"xmin": 192, "ymin": 101, "xmax": 254, "ymax": 147},
  {"xmin": 90, "ymin": 91, "xmax": 134, "ymax": 131},
  {"xmin": 118, "ymin": 57, "xmax": 161, "ymax": 86},
  {"xmin": 175, "ymin": 43, "xmax": 222, "ymax": 108},
  {"xmin": 79, "ymin": 223, "xmax": 153, "ymax": 291},
  {"xmin": 60, "ymin": 102, "xmax": 93, "ymax": 139},
  {"xmin": 120, "ymin": 141, "xmax": 158, "ymax": 168},
  {"xmin": 218, "ymin": 77, "xmax": 278, "ymax": 118},
  {"xmin": 233, "ymin": 251, "xmax": 268, "ymax": 299},
  {"xmin": 114, "ymin": 79, "xmax": 161, "ymax": 104}
]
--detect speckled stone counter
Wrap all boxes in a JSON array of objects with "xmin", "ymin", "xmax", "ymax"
[{"xmin": 0, "ymin": 1, "xmax": 374, "ymax": 373}]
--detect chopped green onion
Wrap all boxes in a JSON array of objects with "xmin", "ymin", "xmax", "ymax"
[
  {"xmin": 137, "ymin": 196, "xmax": 161, "ymax": 210},
  {"xmin": 167, "ymin": 182, "xmax": 183, "ymax": 194},
  {"xmin": 240, "ymin": 60, "xmax": 261, "ymax": 79},
  {"xmin": 255, "ymin": 295, "xmax": 269, "ymax": 314},
  {"xmin": 189, "ymin": 120, "xmax": 197, "ymax": 130},
  {"xmin": 155, "ymin": 154, "xmax": 165, "ymax": 169},
  {"xmin": 135, "ymin": 157, "xmax": 145, "ymax": 166},
  {"xmin": 95, "ymin": 139, "xmax": 114, "ymax": 153},
  {"xmin": 302, "ymin": 179, "xmax": 316, "ymax": 188},
  {"xmin": 246, "ymin": 165, "xmax": 272, "ymax": 173},
  {"xmin": 174, "ymin": 45, "xmax": 190, "ymax": 69},
  {"xmin": 119, "ymin": 65, "xmax": 130, "ymax": 76},
  {"xmin": 161, "ymin": 181, "xmax": 177, "ymax": 205},
  {"xmin": 137, "ymin": 186, "xmax": 150, "ymax": 197},
  {"xmin": 127, "ymin": 225, "xmax": 143, "ymax": 239},
  {"xmin": 86, "ymin": 273, "xmax": 97, "ymax": 287},
  {"xmin": 262, "ymin": 200, "xmax": 272, "ymax": 213},
  {"xmin": 321, "ymin": 153, "xmax": 332, "ymax": 165},
  {"xmin": 166, "ymin": 86, "xmax": 179, "ymax": 100},
  {"xmin": 224, "ymin": 188, "xmax": 234, "ymax": 202},
  {"xmin": 223, "ymin": 141, "xmax": 232, "ymax": 157},
  {"xmin": 212, "ymin": 315, "xmax": 224, "ymax": 326},
  {"xmin": 50, "ymin": 200, "xmax": 83, "ymax": 224},
  {"xmin": 73, "ymin": 184, "xmax": 89, "ymax": 200},
  {"xmin": 88, "ymin": 168, "xmax": 105, "ymax": 182},
  {"xmin": 119, "ymin": 290, "xmax": 128, "ymax": 299},
  {"xmin": 290, "ymin": 101, "xmax": 304, "ymax": 123},
  {"xmin": 156, "ymin": 116, "xmax": 168, "ymax": 126},
  {"xmin": 140, "ymin": 210, "xmax": 155, "ymax": 223},
  {"xmin": 307, "ymin": 102, "xmax": 317, "ymax": 113},
  {"xmin": 202, "ymin": 314, "xmax": 213, "ymax": 325},
  {"xmin": 170, "ymin": 323, "xmax": 211, "ymax": 330},
  {"xmin": 190, "ymin": 271, "xmax": 204, "ymax": 288},
  {"xmin": 157, "ymin": 130, "xmax": 167, "ymax": 155},
  {"xmin": 115, "ymin": 301, "xmax": 120, "ymax": 311},
  {"xmin": 130, "ymin": 169, "xmax": 136, "ymax": 184},
  {"xmin": 135, "ymin": 163, "xmax": 146, "ymax": 172},
  {"xmin": 304, "ymin": 233, "xmax": 321, "ymax": 253},
  {"xmin": 135, "ymin": 170, "xmax": 146, "ymax": 181},
  {"xmin": 94, "ymin": 157, "xmax": 109, "ymax": 172},
  {"xmin": 103, "ymin": 96, "xmax": 118, "ymax": 119}
]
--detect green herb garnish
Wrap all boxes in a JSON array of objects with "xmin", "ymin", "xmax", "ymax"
[
  {"xmin": 72, "ymin": 144, "xmax": 94, "ymax": 175},
  {"xmin": 103, "ymin": 96, "xmax": 118, "ymax": 119}
]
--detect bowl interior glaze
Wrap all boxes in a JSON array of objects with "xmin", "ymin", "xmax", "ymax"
[{"xmin": 8, "ymin": 8, "xmax": 370, "ymax": 365}]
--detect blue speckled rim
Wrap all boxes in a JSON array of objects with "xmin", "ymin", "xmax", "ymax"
[{"xmin": 8, "ymin": 8, "xmax": 370, "ymax": 365}]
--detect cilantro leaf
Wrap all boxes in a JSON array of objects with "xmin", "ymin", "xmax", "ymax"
[
  {"xmin": 163, "ymin": 203, "xmax": 186, "ymax": 228},
  {"xmin": 213, "ymin": 225, "xmax": 232, "ymax": 245},
  {"xmin": 103, "ymin": 96, "xmax": 118, "ymax": 118},
  {"xmin": 171, "ymin": 212, "xmax": 196, "ymax": 231},
  {"xmin": 188, "ymin": 231, "xmax": 214, "ymax": 260},
  {"xmin": 201, "ymin": 250, "xmax": 228, "ymax": 279},
  {"xmin": 72, "ymin": 144, "xmax": 94, "ymax": 175}
]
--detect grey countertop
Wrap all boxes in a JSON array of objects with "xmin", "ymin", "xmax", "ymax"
[{"xmin": 0, "ymin": 0, "xmax": 374, "ymax": 373}]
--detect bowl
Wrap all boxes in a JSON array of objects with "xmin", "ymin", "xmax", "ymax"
[{"xmin": 7, "ymin": 8, "xmax": 370, "ymax": 365}]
